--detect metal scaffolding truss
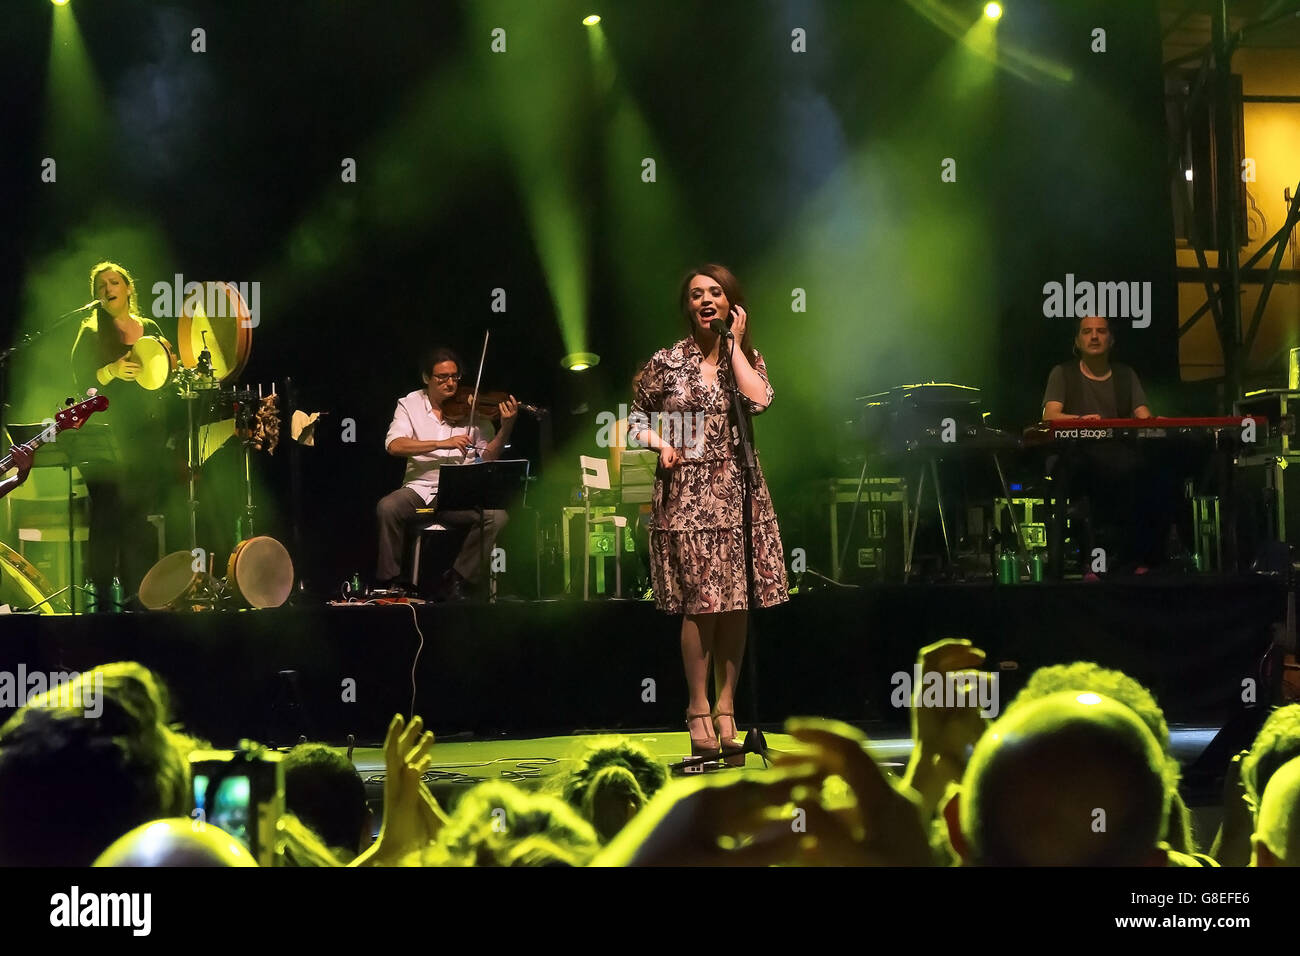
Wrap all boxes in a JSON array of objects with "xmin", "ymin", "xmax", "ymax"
[{"xmin": 1163, "ymin": 0, "xmax": 1300, "ymax": 402}]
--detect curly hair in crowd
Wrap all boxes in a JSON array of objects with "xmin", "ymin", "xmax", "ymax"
[
  {"xmin": 418, "ymin": 780, "xmax": 599, "ymax": 867},
  {"xmin": 560, "ymin": 738, "xmax": 667, "ymax": 843},
  {"xmin": 282, "ymin": 742, "xmax": 372, "ymax": 862}
]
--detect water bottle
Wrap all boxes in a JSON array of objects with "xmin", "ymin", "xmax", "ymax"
[
  {"xmin": 998, "ymin": 548, "xmax": 1018, "ymax": 585},
  {"xmin": 84, "ymin": 578, "xmax": 97, "ymax": 614},
  {"xmin": 110, "ymin": 576, "xmax": 125, "ymax": 613}
]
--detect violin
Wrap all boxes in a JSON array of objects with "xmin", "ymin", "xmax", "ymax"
[{"xmin": 442, "ymin": 386, "xmax": 547, "ymax": 427}]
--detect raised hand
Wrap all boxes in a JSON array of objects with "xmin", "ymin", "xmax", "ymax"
[
  {"xmin": 777, "ymin": 717, "xmax": 936, "ymax": 867},
  {"xmin": 903, "ymin": 638, "xmax": 991, "ymax": 817},
  {"xmin": 592, "ymin": 766, "xmax": 825, "ymax": 867},
  {"xmin": 351, "ymin": 714, "xmax": 438, "ymax": 866}
]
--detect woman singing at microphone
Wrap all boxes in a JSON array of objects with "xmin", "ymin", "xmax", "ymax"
[
  {"xmin": 70, "ymin": 261, "xmax": 175, "ymax": 608},
  {"xmin": 630, "ymin": 264, "xmax": 788, "ymax": 762}
]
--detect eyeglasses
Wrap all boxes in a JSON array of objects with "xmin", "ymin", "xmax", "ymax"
[{"xmin": 430, "ymin": 373, "xmax": 462, "ymax": 383}]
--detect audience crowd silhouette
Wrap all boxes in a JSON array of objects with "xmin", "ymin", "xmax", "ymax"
[{"xmin": 1, "ymin": 651, "xmax": 1296, "ymax": 867}]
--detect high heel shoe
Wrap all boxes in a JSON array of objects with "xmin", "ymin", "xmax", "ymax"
[
  {"xmin": 685, "ymin": 711, "xmax": 720, "ymax": 757},
  {"xmin": 712, "ymin": 711, "xmax": 746, "ymax": 768}
]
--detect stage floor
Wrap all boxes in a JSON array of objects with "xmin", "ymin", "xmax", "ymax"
[{"xmin": 344, "ymin": 724, "xmax": 1230, "ymax": 842}]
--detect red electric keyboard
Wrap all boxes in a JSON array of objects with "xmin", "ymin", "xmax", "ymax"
[{"xmin": 1023, "ymin": 416, "xmax": 1267, "ymax": 446}]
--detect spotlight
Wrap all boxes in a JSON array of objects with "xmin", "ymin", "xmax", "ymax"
[
  {"xmin": 560, "ymin": 352, "xmax": 600, "ymax": 371},
  {"xmin": 582, "ymin": 14, "xmax": 601, "ymax": 26},
  {"xmin": 1184, "ymin": 168, "xmax": 1194, "ymax": 181},
  {"xmin": 983, "ymin": 2, "xmax": 1002, "ymax": 19},
  {"xmin": 51, "ymin": 0, "xmax": 71, "ymax": 6}
]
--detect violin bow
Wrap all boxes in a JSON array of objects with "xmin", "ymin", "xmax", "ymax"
[{"xmin": 462, "ymin": 329, "xmax": 490, "ymax": 462}]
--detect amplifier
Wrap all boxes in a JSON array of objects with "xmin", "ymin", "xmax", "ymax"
[
  {"xmin": 1236, "ymin": 453, "xmax": 1300, "ymax": 549},
  {"xmin": 1236, "ymin": 390, "xmax": 1298, "ymax": 456},
  {"xmin": 827, "ymin": 478, "xmax": 908, "ymax": 584}
]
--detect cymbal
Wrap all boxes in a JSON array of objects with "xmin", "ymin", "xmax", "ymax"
[{"xmin": 178, "ymin": 281, "xmax": 252, "ymax": 384}]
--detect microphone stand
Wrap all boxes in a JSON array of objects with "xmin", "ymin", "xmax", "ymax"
[
  {"xmin": 717, "ymin": 330, "xmax": 761, "ymax": 723},
  {"xmin": 0, "ymin": 303, "xmax": 98, "ymax": 459}
]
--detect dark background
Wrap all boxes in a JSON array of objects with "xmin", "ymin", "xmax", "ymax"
[{"xmin": 0, "ymin": 0, "xmax": 1179, "ymax": 592}]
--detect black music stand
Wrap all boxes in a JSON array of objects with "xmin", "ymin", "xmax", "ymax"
[
  {"xmin": 10, "ymin": 421, "xmax": 121, "ymax": 614},
  {"xmin": 436, "ymin": 459, "xmax": 530, "ymax": 599}
]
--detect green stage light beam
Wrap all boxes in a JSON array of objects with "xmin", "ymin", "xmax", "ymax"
[
  {"xmin": 42, "ymin": 0, "xmax": 110, "ymax": 209},
  {"xmin": 586, "ymin": 19, "xmax": 693, "ymax": 365},
  {"xmin": 465, "ymin": 0, "xmax": 592, "ymax": 360},
  {"xmin": 15, "ymin": 2, "xmax": 166, "ymax": 427},
  {"xmin": 904, "ymin": 0, "xmax": 1071, "ymax": 86}
]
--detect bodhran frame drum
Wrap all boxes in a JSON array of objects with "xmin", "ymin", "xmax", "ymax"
[
  {"xmin": 226, "ymin": 536, "xmax": 294, "ymax": 608},
  {"xmin": 139, "ymin": 551, "xmax": 213, "ymax": 610},
  {"xmin": 179, "ymin": 281, "xmax": 252, "ymax": 384},
  {"xmin": 127, "ymin": 335, "xmax": 178, "ymax": 391}
]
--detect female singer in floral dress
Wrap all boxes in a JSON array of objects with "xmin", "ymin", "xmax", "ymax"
[{"xmin": 630, "ymin": 264, "xmax": 789, "ymax": 760}]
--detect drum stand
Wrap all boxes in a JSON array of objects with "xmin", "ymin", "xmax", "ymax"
[
  {"xmin": 237, "ymin": 404, "xmax": 258, "ymax": 540},
  {"xmin": 175, "ymin": 365, "xmax": 222, "ymax": 608}
]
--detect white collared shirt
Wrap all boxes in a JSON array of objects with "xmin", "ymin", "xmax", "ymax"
[{"xmin": 384, "ymin": 389, "xmax": 493, "ymax": 504}]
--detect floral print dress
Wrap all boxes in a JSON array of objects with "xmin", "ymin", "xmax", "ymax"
[{"xmin": 632, "ymin": 336, "xmax": 790, "ymax": 615}]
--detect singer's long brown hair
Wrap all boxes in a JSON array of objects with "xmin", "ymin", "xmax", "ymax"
[{"xmin": 677, "ymin": 263, "xmax": 757, "ymax": 364}]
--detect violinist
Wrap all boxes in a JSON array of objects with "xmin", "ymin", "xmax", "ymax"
[{"xmin": 375, "ymin": 346, "xmax": 517, "ymax": 600}]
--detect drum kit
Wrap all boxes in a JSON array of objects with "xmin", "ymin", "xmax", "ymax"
[{"xmin": 133, "ymin": 282, "xmax": 294, "ymax": 610}]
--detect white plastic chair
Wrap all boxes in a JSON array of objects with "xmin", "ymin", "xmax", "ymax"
[{"xmin": 579, "ymin": 455, "xmax": 627, "ymax": 599}]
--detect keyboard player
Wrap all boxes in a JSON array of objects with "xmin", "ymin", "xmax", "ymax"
[
  {"xmin": 1039, "ymin": 316, "xmax": 1183, "ymax": 575},
  {"xmin": 1042, "ymin": 316, "xmax": 1153, "ymax": 421}
]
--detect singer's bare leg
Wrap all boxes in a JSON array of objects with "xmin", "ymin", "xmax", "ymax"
[
  {"xmin": 682, "ymin": 613, "xmax": 717, "ymax": 744},
  {"xmin": 711, "ymin": 609, "xmax": 747, "ymax": 740}
]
